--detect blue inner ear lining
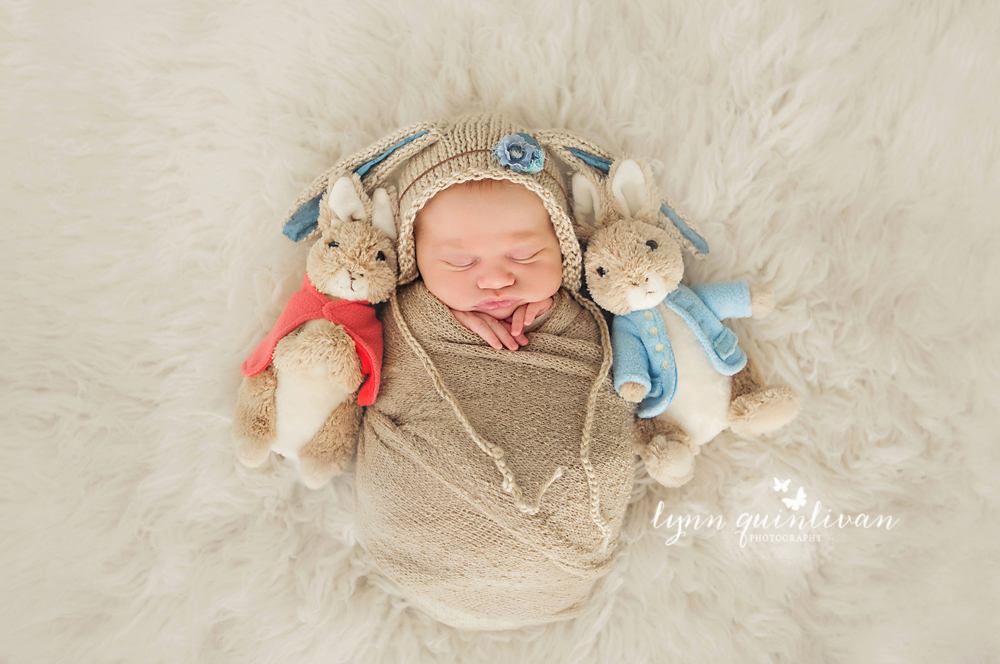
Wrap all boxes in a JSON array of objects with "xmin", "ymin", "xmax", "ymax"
[
  {"xmin": 355, "ymin": 130, "xmax": 430, "ymax": 177},
  {"xmin": 565, "ymin": 147, "xmax": 612, "ymax": 174},
  {"xmin": 282, "ymin": 195, "xmax": 322, "ymax": 241},
  {"xmin": 661, "ymin": 204, "xmax": 710, "ymax": 255}
]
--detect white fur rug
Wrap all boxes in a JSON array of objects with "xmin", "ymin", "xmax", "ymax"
[{"xmin": 3, "ymin": 0, "xmax": 999, "ymax": 662}]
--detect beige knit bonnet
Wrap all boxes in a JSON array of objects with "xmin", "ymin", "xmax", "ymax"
[{"xmin": 392, "ymin": 113, "xmax": 580, "ymax": 291}]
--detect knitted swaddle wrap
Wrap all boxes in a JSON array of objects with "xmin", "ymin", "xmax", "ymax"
[{"xmin": 354, "ymin": 281, "xmax": 636, "ymax": 630}]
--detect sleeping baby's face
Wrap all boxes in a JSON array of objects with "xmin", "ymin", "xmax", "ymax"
[{"xmin": 414, "ymin": 179, "xmax": 563, "ymax": 321}]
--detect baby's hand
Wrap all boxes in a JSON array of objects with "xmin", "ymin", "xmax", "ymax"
[
  {"xmin": 450, "ymin": 309, "xmax": 529, "ymax": 351},
  {"xmin": 509, "ymin": 298, "xmax": 553, "ymax": 337},
  {"xmin": 449, "ymin": 298, "xmax": 553, "ymax": 351}
]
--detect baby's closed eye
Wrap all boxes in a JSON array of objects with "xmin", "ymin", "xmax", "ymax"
[
  {"xmin": 441, "ymin": 248, "xmax": 542, "ymax": 268},
  {"xmin": 508, "ymin": 247, "xmax": 543, "ymax": 261}
]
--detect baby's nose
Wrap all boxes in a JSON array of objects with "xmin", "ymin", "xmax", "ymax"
[{"xmin": 477, "ymin": 265, "xmax": 515, "ymax": 290}]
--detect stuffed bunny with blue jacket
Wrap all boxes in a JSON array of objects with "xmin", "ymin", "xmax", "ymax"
[{"xmin": 574, "ymin": 159, "xmax": 800, "ymax": 488}]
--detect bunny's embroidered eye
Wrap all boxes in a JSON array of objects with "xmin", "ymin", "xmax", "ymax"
[
  {"xmin": 646, "ymin": 240, "xmax": 658, "ymax": 251},
  {"xmin": 375, "ymin": 250, "xmax": 386, "ymax": 262},
  {"xmin": 596, "ymin": 267, "xmax": 607, "ymax": 277},
  {"xmin": 328, "ymin": 240, "xmax": 340, "ymax": 248}
]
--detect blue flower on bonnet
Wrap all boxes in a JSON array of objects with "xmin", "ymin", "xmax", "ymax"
[{"xmin": 494, "ymin": 133, "xmax": 545, "ymax": 174}]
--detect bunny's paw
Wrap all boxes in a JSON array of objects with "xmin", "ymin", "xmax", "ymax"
[
  {"xmin": 297, "ymin": 397, "xmax": 363, "ymax": 489},
  {"xmin": 749, "ymin": 286, "xmax": 775, "ymax": 320},
  {"xmin": 618, "ymin": 381, "xmax": 648, "ymax": 403},
  {"xmin": 729, "ymin": 385, "xmax": 800, "ymax": 437},
  {"xmin": 636, "ymin": 419, "xmax": 700, "ymax": 488},
  {"xmin": 232, "ymin": 368, "xmax": 278, "ymax": 467}
]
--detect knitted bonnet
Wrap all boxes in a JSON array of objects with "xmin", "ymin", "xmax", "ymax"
[
  {"xmin": 392, "ymin": 114, "xmax": 580, "ymax": 291},
  {"xmin": 278, "ymin": 113, "xmax": 711, "ymax": 282}
]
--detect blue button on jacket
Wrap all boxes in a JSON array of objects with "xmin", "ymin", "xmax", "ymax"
[{"xmin": 611, "ymin": 281, "xmax": 753, "ymax": 418}]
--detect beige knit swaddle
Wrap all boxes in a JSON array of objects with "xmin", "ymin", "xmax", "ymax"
[{"xmin": 354, "ymin": 280, "xmax": 636, "ymax": 630}]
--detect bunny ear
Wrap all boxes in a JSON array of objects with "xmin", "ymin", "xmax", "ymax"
[
  {"xmin": 660, "ymin": 196, "xmax": 710, "ymax": 257},
  {"xmin": 533, "ymin": 129, "xmax": 616, "ymax": 175},
  {"xmin": 280, "ymin": 121, "xmax": 437, "ymax": 242},
  {"xmin": 609, "ymin": 159, "xmax": 647, "ymax": 220},
  {"xmin": 282, "ymin": 192, "xmax": 329, "ymax": 242},
  {"xmin": 371, "ymin": 187, "xmax": 397, "ymax": 241},
  {"xmin": 326, "ymin": 176, "xmax": 368, "ymax": 229},
  {"xmin": 571, "ymin": 173, "xmax": 602, "ymax": 233}
]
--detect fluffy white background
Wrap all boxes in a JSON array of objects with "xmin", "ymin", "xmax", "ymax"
[{"xmin": 3, "ymin": 0, "xmax": 999, "ymax": 662}]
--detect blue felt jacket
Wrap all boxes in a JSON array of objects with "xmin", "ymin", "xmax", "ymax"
[{"xmin": 612, "ymin": 281, "xmax": 752, "ymax": 418}]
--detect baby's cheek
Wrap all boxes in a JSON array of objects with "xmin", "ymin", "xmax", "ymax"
[
  {"xmin": 535, "ymin": 257, "xmax": 564, "ymax": 297},
  {"xmin": 416, "ymin": 261, "xmax": 477, "ymax": 311}
]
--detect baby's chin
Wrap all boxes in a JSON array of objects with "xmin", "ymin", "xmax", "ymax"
[{"xmin": 471, "ymin": 305, "xmax": 520, "ymax": 320}]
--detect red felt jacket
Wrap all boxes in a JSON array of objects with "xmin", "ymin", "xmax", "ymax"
[{"xmin": 241, "ymin": 274, "xmax": 383, "ymax": 406}]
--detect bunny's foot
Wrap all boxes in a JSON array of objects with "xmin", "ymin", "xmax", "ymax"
[
  {"xmin": 727, "ymin": 354, "xmax": 800, "ymax": 437},
  {"xmin": 634, "ymin": 418, "xmax": 700, "ymax": 488},
  {"xmin": 298, "ymin": 396, "xmax": 363, "ymax": 489},
  {"xmin": 618, "ymin": 381, "xmax": 648, "ymax": 403},
  {"xmin": 232, "ymin": 367, "xmax": 278, "ymax": 468},
  {"xmin": 728, "ymin": 385, "xmax": 800, "ymax": 437}
]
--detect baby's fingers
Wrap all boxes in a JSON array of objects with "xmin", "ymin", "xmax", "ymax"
[
  {"xmin": 500, "ymin": 320, "xmax": 529, "ymax": 347},
  {"xmin": 521, "ymin": 303, "xmax": 538, "ymax": 330},
  {"xmin": 480, "ymin": 315, "xmax": 521, "ymax": 350},
  {"xmin": 451, "ymin": 308, "xmax": 525, "ymax": 350},
  {"xmin": 522, "ymin": 298, "xmax": 553, "ymax": 329},
  {"xmin": 452, "ymin": 310, "xmax": 503, "ymax": 350},
  {"xmin": 464, "ymin": 311, "xmax": 519, "ymax": 350},
  {"xmin": 510, "ymin": 305, "xmax": 528, "ymax": 337},
  {"xmin": 470, "ymin": 319, "xmax": 507, "ymax": 350}
]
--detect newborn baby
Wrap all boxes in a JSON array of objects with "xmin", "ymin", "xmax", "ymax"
[
  {"xmin": 352, "ymin": 114, "xmax": 638, "ymax": 631},
  {"xmin": 414, "ymin": 178, "xmax": 560, "ymax": 350}
]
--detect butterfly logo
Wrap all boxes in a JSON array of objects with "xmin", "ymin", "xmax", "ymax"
[
  {"xmin": 782, "ymin": 487, "xmax": 807, "ymax": 511},
  {"xmin": 773, "ymin": 478, "xmax": 790, "ymax": 493}
]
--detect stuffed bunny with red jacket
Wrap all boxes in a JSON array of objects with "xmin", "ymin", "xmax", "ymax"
[{"xmin": 232, "ymin": 174, "xmax": 398, "ymax": 488}]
